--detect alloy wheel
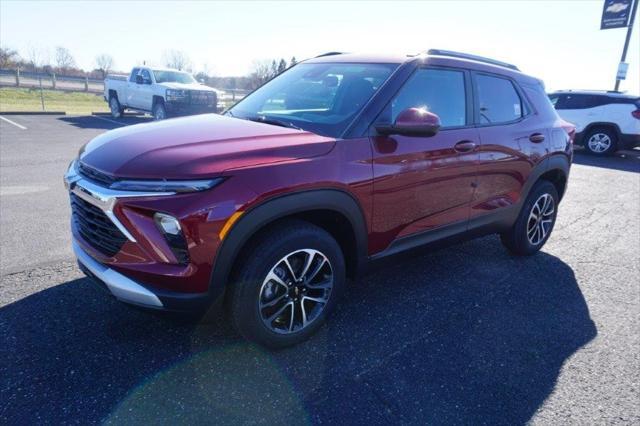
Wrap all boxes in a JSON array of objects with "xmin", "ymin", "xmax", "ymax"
[
  {"xmin": 527, "ymin": 193, "xmax": 555, "ymax": 246},
  {"xmin": 258, "ymin": 249, "xmax": 333, "ymax": 334},
  {"xmin": 587, "ymin": 133, "xmax": 611, "ymax": 153}
]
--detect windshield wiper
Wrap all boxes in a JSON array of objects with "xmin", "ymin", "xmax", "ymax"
[{"xmin": 245, "ymin": 115, "xmax": 302, "ymax": 131}]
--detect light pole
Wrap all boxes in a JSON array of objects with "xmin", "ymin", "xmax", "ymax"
[{"xmin": 614, "ymin": 0, "xmax": 638, "ymax": 91}]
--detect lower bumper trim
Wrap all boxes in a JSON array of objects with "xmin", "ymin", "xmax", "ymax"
[{"xmin": 72, "ymin": 239, "xmax": 163, "ymax": 308}]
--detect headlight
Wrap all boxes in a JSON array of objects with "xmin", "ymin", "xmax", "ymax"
[
  {"xmin": 109, "ymin": 177, "xmax": 224, "ymax": 193},
  {"xmin": 166, "ymin": 89, "xmax": 188, "ymax": 101},
  {"xmin": 64, "ymin": 159, "xmax": 80, "ymax": 190}
]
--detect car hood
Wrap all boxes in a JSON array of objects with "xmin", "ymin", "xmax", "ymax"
[
  {"xmin": 160, "ymin": 82, "xmax": 216, "ymax": 92},
  {"xmin": 80, "ymin": 114, "xmax": 335, "ymax": 180}
]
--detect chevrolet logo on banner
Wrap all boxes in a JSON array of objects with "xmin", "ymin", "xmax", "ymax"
[{"xmin": 601, "ymin": 0, "xmax": 633, "ymax": 29}]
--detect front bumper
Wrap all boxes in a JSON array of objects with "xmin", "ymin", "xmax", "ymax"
[
  {"xmin": 73, "ymin": 239, "xmax": 163, "ymax": 308},
  {"xmin": 75, "ymin": 238, "xmax": 214, "ymax": 311},
  {"xmin": 63, "ymin": 161, "xmax": 241, "ymax": 312},
  {"xmin": 165, "ymin": 101, "xmax": 217, "ymax": 116}
]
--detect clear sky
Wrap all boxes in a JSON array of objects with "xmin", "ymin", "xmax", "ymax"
[{"xmin": 1, "ymin": 0, "xmax": 638, "ymax": 93}]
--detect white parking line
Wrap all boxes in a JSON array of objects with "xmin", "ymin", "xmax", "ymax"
[
  {"xmin": 0, "ymin": 116, "xmax": 27, "ymax": 130},
  {"xmin": 91, "ymin": 115, "xmax": 126, "ymax": 126}
]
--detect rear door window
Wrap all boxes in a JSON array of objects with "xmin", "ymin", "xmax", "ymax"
[{"xmin": 475, "ymin": 74, "xmax": 523, "ymax": 124}]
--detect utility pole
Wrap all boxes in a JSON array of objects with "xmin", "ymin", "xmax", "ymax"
[{"xmin": 614, "ymin": 0, "xmax": 638, "ymax": 91}]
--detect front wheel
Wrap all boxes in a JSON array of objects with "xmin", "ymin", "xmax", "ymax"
[
  {"xmin": 501, "ymin": 180, "xmax": 559, "ymax": 256},
  {"xmin": 152, "ymin": 101, "xmax": 167, "ymax": 121},
  {"xmin": 228, "ymin": 220, "xmax": 345, "ymax": 349}
]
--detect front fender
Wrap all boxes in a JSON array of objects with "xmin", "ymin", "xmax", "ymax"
[{"xmin": 209, "ymin": 189, "xmax": 368, "ymax": 297}]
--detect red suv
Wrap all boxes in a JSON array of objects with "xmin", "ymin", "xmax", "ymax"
[{"xmin": 65, "ymin": 50, "xmax": 574, "ymax": 348}]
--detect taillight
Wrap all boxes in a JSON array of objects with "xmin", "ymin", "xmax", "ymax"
[{"xmin": 632, "ymin": 109, "xmax": 640, "ymax": 120}]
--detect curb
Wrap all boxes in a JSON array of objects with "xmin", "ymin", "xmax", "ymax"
[{"xmin": 0, "ymin": 111, "xmax": 66, "ymax": 115}]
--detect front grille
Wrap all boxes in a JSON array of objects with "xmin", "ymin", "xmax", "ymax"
[
  {"xmin": 78, "ymin": 162, "xmax": 115, "ymax": 187},
  {"xmin": 70, "ymin": 193, "xmax": 127, "ymax": 257},
  {"xmin": 191, "ymin": 91, "xmax": 215, "ymax": 105}
]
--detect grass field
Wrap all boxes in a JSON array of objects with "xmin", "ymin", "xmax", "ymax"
[{"xmin": 0, "ymin": 87, "xmax": 108, "ymax": 115}]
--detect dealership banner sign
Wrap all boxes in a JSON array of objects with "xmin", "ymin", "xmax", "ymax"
[{"xmin": 601, "ymin": 0, "xmax": 633, "ymax": 29}]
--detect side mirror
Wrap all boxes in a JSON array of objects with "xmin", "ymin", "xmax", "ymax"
[
  {"xmin": 135, "ymin": 75, "xmax": 143, "ymax": 84},
  {"xmin": 376, "ymin": 107, "xmax": 441, "ymax": 137}
]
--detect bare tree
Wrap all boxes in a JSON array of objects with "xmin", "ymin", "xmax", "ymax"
[
  {"xmin": 0, "ymin": 46, "xmax": 19, "ymax": 68},
  {"xmin": 54, "ymin": 47, "xmax": 76, "ymax": 71},
  {"xmin": 95, "ymin": 54, "xmax": 114, "ymax": 79},
  {"xmin": 249, "ymin": 59, "xmax": 272, "ymax": 88},
  {"xmin": 163, "ymin": 49, "xmax": 191, "ymax": 71},
  {"xmin": 26, "ymin": 45, "xmax": 50, "ymax": 71}
]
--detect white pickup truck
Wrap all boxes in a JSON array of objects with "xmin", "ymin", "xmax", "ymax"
[{"xmin": 104, "ymin": 67, "xmax": 219, "ymax": 120}]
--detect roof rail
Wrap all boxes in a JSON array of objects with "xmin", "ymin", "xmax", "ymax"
[
  {"xmin": 427, "ymin": 49, "xmax": 519, "ymax": 71},
  {"xmin": 315, "ymin": 51, "xmax": 344, "ymax": 58}
]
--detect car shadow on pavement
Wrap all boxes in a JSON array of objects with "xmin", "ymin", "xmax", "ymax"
[
  {"xmin": 572, "ymin": 149, "xmax": 640, "ymax": 173},
  {"xmin": 58, "ymin": 115, "xmax": 151, "ymax": 130},
  {"xmin": 0, "ymin": 236, "xmax": 596, "ymax": 425}
]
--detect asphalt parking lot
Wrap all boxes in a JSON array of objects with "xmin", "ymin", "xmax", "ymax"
[{"xmin": 1, "ymin": 114, "xmax": 639, "ymax": 424}]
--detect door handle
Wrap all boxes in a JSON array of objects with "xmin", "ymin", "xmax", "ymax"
[
  {"xmin": 529, "ymin": 133, "xmax": 545, "ymax": 143},
  {"xmin": 454, "ymin": 140, "xmax": 477, "ymax": 153}
]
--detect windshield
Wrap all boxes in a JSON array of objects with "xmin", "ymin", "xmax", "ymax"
[
  {"xmin": 227, "ymin": 62, "xmax": 398, "ymax": 137},
  {"xmin": 153, "ymin": 70, "xmax": 196, "ymax": 84}
]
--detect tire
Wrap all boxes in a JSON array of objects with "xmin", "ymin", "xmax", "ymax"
[
  {"xmin": 228, "ymin": 220, "xmax": 345, "ymax": 349},
  {"xmin": 152, "ymin": 101, "xmax": 167, "ymax": 121},
  {"xmin": 583, "ymin": 127, "xmax": 617, "ymax": 156},
  {"xmin": 500, "ymin": 180, "xmax": 559, "ymax": 256},
  {"xmin": 109, "ymin": 96, "xmax": 123, "ymax": 119}
]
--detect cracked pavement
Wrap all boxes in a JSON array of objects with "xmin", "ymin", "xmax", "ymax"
[{"xmin": 1, "ymin": 115, "xmax": 639, "ymax": 424}]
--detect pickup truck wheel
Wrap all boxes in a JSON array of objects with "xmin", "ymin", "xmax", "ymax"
[
  {"xmin": 228, "ymin": 220, "xmax": 345, "ymax": 349},
  {"xmin": 500, "ymin": 180, "xmax": 559, "ymax": 256},
  {"xmin": 584, "ymin": 127, "xmax": 617, "ymax": 155},
  {"xmin": 152, "ymin": 102, "xmax": 167, "ymax": 121},
  {"xmin": 109, "ymin": 97, "xmax": 123, "ymax": 119}
]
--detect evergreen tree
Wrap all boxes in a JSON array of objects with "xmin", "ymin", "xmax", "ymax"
[{"xmin": 277, "ymin": 58, "xmax": 287, "ymax": 74}]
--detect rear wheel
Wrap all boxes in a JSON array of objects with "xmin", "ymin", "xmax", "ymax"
[
  {"xmin": 228, "ymin": 221, "xmax": 345, "ymax": 349},
  {"xmin": 501, "ymin": 180, "xmax": 559, "ymax": 256},
  {"xmin": 109, "ymin": 96, "xmax": 123, "ymax": 119},
  {"xmin": 584, "ymin": 127, "xmax": 617, "ymax": 155}
]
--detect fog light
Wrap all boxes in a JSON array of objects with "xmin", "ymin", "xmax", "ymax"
[
  {"xmin": 154, "ymin": 212, "xmax": 181, "ymax": 235},
  {"xmin": 154, "ymin": 212, "xmax": 189, "ymax": 264}
]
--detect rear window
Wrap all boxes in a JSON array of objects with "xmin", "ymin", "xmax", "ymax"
[
  {"xmin": 129, "ymin": 68, "xmax": 140, "ymax": 83},
  {"xmin": 475, "ymin": 74, "xmax": 523, "ymax": 124}
]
